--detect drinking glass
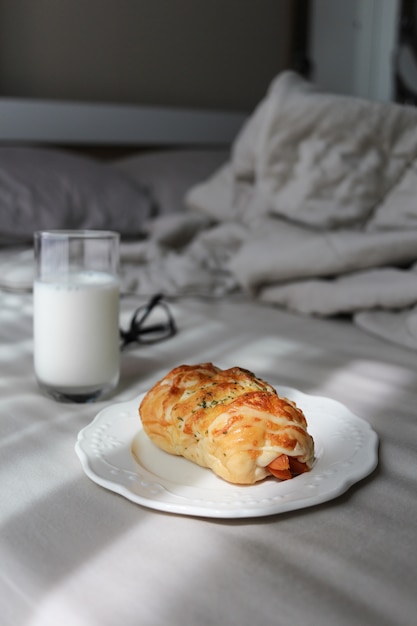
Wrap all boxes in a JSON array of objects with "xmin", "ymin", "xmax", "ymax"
[{"xmin": 33, "ymin": 230, "xmax": 120, "ymax": 402}]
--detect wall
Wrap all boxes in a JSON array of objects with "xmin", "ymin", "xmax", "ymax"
[
  {"xmin": 0, "ymin": 0, "xmax": 295, "ymax": 112},
  {"xmin": 309, "ymin": 0, "xmax": 399, "ymax": 101}
]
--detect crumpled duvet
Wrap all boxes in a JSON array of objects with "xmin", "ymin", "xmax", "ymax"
[
  {"xmin": 119, "ymin": 71, "xmax": 417, "ymax": 349},
  {"xmin": 3, "ymin": 70, "xmax": 417, "ymax": 350}
]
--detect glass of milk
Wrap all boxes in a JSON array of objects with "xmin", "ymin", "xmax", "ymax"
[{"xmin": 33, "ymin": 230, "xmax": 120, "ymax": 402}]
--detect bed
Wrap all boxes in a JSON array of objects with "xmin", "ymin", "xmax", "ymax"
[{"xmin": 1, "ymin": 71, "xmax": 417, "ymax": 626}]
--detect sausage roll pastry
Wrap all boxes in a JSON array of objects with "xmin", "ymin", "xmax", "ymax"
[{"xmin": 138, "ymin": 362, "xmax": 315, "ymax": 485}]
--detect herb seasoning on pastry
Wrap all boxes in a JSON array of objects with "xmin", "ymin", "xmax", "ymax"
[{"xmin": 138, "ymin": 362, "xmax": 315, "ymax": 485}]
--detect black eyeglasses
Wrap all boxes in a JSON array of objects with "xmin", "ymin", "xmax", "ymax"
[{"xmin": 120, "ymin": 293, "xmax": 177, "ymax": 350}]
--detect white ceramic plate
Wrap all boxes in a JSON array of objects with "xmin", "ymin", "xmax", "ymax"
[{"xmin": 75, "ymin": 386, "xmax": 378, "ymax": 519}]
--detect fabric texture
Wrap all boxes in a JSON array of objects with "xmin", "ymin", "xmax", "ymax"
[
  {"xmin": 3, "ymin": 72, "xmax": 417, "ymax": 349},
  {"xmin": 114, "ymin": 71, "xmax": 417, "ymax": 347},
  {"xmin": 0, "ymin": 147, "xmax": 152, "ymax": 244},
  {"xmin": 113, "ymin": 149, "xmax": 229, "ymax": 215},
  {"xmin": 184, "ymin": 71, "xmax": 417, "ymax": 345},
  {"xmin": 1, "ymin": 290, "xmax": 417, "ymax": 626}
]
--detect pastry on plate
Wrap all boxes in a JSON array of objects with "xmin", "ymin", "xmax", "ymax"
[{"xmin": 138, "ymin": 362, "xmax": 315, "ymax": 485}]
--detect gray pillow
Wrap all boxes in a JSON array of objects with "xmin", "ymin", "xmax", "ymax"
[
  {"xmin": 113, "ymin": 149, "xmax": 229, "ymax": 215},
  {"xmin": 0, "ymin": 147, "xmax": 152, "ymax": 244}
]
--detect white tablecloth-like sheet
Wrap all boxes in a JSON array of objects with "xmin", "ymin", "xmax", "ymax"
[{"xmin": 1, "ymin": 290, "xmax": 416, "ymax": 626}]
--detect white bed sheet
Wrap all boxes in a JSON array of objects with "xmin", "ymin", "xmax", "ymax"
[{"xmin": 1, "ymin": 285, "xmax": 416, "ymax": 626}]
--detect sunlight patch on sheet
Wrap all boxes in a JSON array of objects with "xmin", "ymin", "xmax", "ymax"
[
  {"xmin": 0, "ymin": 290, "xmax": 33, "ymax": 313},
  {"xmin": 0, "ymin": 450, "xmax": 79, "ymax": 525},
  {"xmin": 310, "ymin": 359, "xmax": 417, "ymax": 416},
  {"xmin": 25, "ymin": 514, "xmax": 224, "ymax": 626},
  {"xmin": 217, "ymin": 334, "xmax": 322, "ymax": 375},
  {"xmin": 0, "ymin": 341, "xmax": 33, "ymax": 360}
]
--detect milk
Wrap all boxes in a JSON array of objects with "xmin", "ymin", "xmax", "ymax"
[{"xmin": 33, "ymin": 271, "xmax": 120, "ymax": 392}]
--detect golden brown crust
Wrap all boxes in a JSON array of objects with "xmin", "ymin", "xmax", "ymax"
[{"xmin": 138, "ymin": 362, "xmax": 315, "ymax": 484}]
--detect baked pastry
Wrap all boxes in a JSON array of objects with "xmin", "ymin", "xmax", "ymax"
[{"xmin": 138, "ymin": 362, "xmax": 314, "ymax": 484}]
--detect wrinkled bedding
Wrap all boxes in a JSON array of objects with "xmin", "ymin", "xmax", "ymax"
[
  {"xmin": 2, "ymin": 73, "xmax": 417, "ymax": 626},
  {"xmin": 3, "ymin": 71, "xmax": 417, "ymax": 349},
  {"xmin": 119, "ymin": 72, "xmax": 417, "ymax": 349}
]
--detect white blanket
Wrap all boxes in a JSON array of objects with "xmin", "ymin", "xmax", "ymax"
[
  {"xmin": 3, "ymin": 71, "xmax": 417, "ymax": 349},
  {"xmin": 119, "ymin": 72, "xmax": 417, "ymax": 349}
]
